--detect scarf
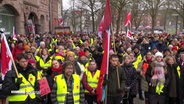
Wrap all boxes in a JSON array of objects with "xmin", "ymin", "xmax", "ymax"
[
  {"xmin": 51, "ymin": 65, "xmax": 62, "ymax": 77},
  {"xmin": 146, "ymin": 56, "xmax": 152, "ymax": 64}
]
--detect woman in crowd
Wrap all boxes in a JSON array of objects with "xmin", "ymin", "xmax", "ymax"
[
  {"xmin": 146, "ymin": 52, "xmax": 169, "ymax": 104},
  {"xmin": 165, "ymin": 56, "xmax": 182, "ymax": 104},
  {"xmin": 122, "ymin": 55, "xmax": 138, "ymax": 104},
  {"xmin": 141, "ymin": 51, "xmax": 154, "ymax": 104}
]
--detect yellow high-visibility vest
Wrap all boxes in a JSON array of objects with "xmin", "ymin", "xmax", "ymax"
[
  {"xmin": 85, "ymin": 70, "xmax": 100, "ymax": 93},
  {"xmin": 35, "ymin": 55, "xmax": 53, "ymax": 70},
  {"xmin": 8, "ymin": 73, "xmax": 36, "ymax": 102},
  {"xmin": 133, "ymin": 54, "xmax": 142, "ymax": 69},
  {"xmin": 177, "ymin": 66, "xmax": 181, "ymax": 78},
  {"xmin": 55, "ymin": 55, "xmax": 65, "ymax": 61},
  {"xmin": 55, "ymin": 74, "xmax": 80, "ymax": 104},
  {"xmin": 37, "ymin": 70, "xmax": 43, "ymax": 80}
]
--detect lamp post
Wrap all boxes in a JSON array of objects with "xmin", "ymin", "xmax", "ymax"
[{"xmin": 172, "ymin": 14, "xmax": 179, "ymax": 35}]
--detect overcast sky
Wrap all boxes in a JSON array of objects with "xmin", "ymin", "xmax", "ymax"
[{"xmin": 63, "ymin": 0, "xmax": 71, "ymax": 10}]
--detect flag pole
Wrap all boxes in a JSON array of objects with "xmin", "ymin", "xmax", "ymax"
[{"xmin": 10, "ymin": 56, "xmax": 19, "ymax": 77}]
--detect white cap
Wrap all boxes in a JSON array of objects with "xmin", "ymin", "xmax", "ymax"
[{"xmin": 155, "ymin": 52, "xmax": 163, "ymax": 58}]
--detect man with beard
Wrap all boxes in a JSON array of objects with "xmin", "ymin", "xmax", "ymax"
[
  {"xmin": 51, "ymin": 61, "xmax": 85, "ymax": 104},
  {"xmin": 2, "ymin": 53, "xmax": 40, "ymax": 104}
]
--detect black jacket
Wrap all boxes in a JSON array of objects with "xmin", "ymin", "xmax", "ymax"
[
  {"xmin": 2, "ymin": 63, "xmax": 40, "ymax": 104},
  {"xmin": 122, "ymin": 64, "xmax": 138, "ymax": 96},
  {"xmin": 166, "ymin": 64, "xmax": 181, "ymax": 98}
]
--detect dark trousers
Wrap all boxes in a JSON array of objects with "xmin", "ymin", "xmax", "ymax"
[
  {"xmin": 107, "ymin": 95, "xmax": 122, "ymax": 104},
  {"xmin": 168, "ymin": 97, "xmax": 180, "ymax": 104},
  {"xmin": 138, "ymin": 78, "xmax": 143, "ymax": 97},
  {"xmin": 149, "ymin": 95, "xmax": 165, "ymax": 104},
  {"xmin": 123, "ymin": 95, "xmax": 134, "ymax": 104},
  {"xmin": 85, "ymin": 94, "xmax": 97, "ymax": 104}
]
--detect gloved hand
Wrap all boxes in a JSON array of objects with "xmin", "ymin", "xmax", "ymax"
[{"xmin": 15, "ymin": 78, "xmax": 22, "ymax": 89}]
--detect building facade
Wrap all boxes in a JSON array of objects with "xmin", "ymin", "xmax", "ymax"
[{"xmin": 0, "ymin": 0, "xmax": 60, "ymax": 35}]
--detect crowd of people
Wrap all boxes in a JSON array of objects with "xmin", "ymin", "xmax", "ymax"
[{"xmin": 0, "ymin": 32, "xmax": 184, "ymax": 104}]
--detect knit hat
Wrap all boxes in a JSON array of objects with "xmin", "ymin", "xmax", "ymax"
[
  {"xmin": 67, "ymin": 51, "xmax": 75, "ymax": 57},
  {"xmin": 155, "ymin": 52, "xmax": 163, "ymax": 58},
  {"xmin": 78, "ymin": 51, "xmax": 86, "ymax": 57},
  {"xmin": 172, "ymin": 46, "xmax": 178, "ymax": 51},
  {"xmin": 24, "ymin": 45, "xmax": 30, "ymax": 51}
]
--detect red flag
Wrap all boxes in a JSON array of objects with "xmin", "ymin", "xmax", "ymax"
[
  {"xmin": 1, "ymin": 33, "xmax": 12, "ymax": 80},
  {"xmin": 59, "ymin": 18, "xmax": 63, "ymax": 26},
  {"xmin": 13, "ymin": 26, "xmax": 17, "ymax": 40},
  {"xmin": 124, "ymin": 12, "xmax": 132, "ymax": 27},
  {"xmin": 97, "ymin": 0, "xmax": 111, "ymax": 103},
  {"xmin": 126, "ymin": 29, "xmax": 133, "ymax": 39}
]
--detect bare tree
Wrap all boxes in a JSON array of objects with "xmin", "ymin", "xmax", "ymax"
[
  {"xmin": 172, "ymin": 0, "xmax": 184, "ymax": 30},
  {"xmin": 143, "ymin": 0, "xmax": 166, "ymax": 33},
  {"xmin": 130, "ymin": 0, "xmax": 147, "ymax": 30},
  {"xmin": 76, "ymin": 0, "xmax": 102, "ymax": 32},
  {"xmin": 111, "ymin": 0, "xmax": 129, "ymax": 34}
]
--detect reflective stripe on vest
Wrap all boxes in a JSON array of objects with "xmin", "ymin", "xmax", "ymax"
[
  {"xmin": 8, "ymin": 73, "xmax": 36, "ymax": 102},
  {"xmin": 85, "ymin": 70, "xmax": 100, "ymax": 93},
  {"xmin": 35, "ymin": 55, "xmax": 52, "ymax": 69},
  {"xmin": 55, "ymin": 74, "xmax": 80, "ymax": 104},
  {"xmin": 177, "ymin": 66, "xmax": 181, "ymax": 78}
]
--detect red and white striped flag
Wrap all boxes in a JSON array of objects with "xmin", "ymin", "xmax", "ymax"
[
  {"xmin": 126, "ymin": 29, "xmax": 133, "ymax": 39},
  {"xmin": 1, "ymin": 33, "xmax": 12, "ymax": 80},
  {"xmin": 13, "ymin": 26, "xmax": 17, "ymax": 40},
  {"xmin": 124, "ymin": 12, "xmax": 132, "ymax": 27},
  {"xmin": 97, "ymin": 0, "xmax": 111, "ymax": 103}
]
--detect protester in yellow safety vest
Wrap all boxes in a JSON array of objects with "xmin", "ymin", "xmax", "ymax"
[
  {"xmin": 66, "ymin": 51, "xmax": 86, "ymax": 80},
  {"xmin": 35, "ymin": 41, "xmax": 46, "ymax": 56},
  {"xmin": 84, "ymin": 48, "xmax": 93, "ymax": 61},
  {"xmin": 54, "ymin": 45, "xmax": 66, "ymax": 63},
  {"xmin": 2, "ymin": 53, "xmax": 40, "ymax": 104},
  {"xmin": 82, "ymin": 60, "xmax": 100, "ymax": 104},
  {"xmin": 165, "ymin": 56, "xmax": 182, "ymax": 104},
  {"xmin": 35, "ymin": 48, "xmax": 53, "ymax": 75},
  {"xmin": 51, "ymin": 61, "xmax": 85, "ymax": 104},
  {"xmin": 132, "ymin": 44, "xmax": 144, "ymax": 100}
]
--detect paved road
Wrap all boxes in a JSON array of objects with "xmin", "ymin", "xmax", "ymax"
[{"xmin": 134, "ymin": 97, "xmax": 145, "ymax": 104}]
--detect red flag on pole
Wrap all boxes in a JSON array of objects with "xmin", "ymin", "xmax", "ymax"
[
  {"xmin": 1, "ymin": 33, "xmax": 13, "ymax": 80},
  {"xmin": 124, "ymin": 12, "xmax": 132, "ymax": 27},
  {"xmin": 97, "ymin": 0, "xmax": 111, "ymax": 103}
]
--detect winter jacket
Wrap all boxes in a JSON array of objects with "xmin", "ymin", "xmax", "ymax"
[
  {"xmin": 122, "ymin": 64, "xmax": 138, "ymax": 96},
  {"xmin": 166, "ymin": 64, "xmax": 182, "ymax": 100},
  {"xmin": 145, "ymin": 62, "xmax": 169, "ymax": 96},
  {"xmin": 2, "ymin": 63, "xmax": 40, "ymax": 104},
  {"xmin": 107, "ymin": 66, "xmax": 126, "ymax": 96}
]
